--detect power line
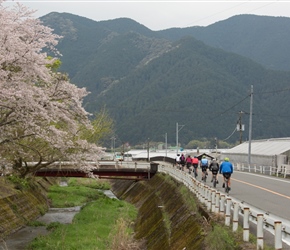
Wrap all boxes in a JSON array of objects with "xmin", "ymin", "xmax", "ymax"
[
  {"xmin": 221, "ymin": 126, "xmax": 237, "ymax": 141},
  {"xmin": 255, "ymin": 87, "xmax": 290, "ymax": 95},
  {"xmin": 211, "ymin": 94, "xmax": 250, "ymax": 119}
]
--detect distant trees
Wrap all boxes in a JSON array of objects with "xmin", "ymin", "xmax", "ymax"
[
  {"xmin": 0, "ymin": 1, "xmax": 111, "ymax": 177},
  {"xmin": 185, "ymin": 139, "xmax": 235, "ymax": 149}
]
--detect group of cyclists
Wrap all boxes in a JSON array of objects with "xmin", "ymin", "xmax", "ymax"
[{"xmin": 175, "ymin": 153, "xmax": 233, "ymax": 190}]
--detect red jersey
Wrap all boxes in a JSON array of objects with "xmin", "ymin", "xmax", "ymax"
[{"xmin": 192, "ymin": 158, "xmax": 199, "ymax": 164}]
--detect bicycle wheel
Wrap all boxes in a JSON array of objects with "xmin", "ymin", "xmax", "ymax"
[
  {"xmin": 213, "ymin": 176, "xmax": 216, "ymax": 188},
  {"xmin": 194, "ymin": 169, "xmax": 197, "ymax": 178},
  {"xmin": 225, "ymin": 179, "xmax": 229, "ymax": 193}
]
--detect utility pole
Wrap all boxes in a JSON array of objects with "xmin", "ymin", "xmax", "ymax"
[
  {"xmin": 147, "ymin": 138, "xmax": 150, "ymax": 162},
  {"xmin": 111, "ymin": 136, "xmax": 116, "ymax": 160},
  {"xmin": 237, "ymin": 111, "xmax": 245, "ymax": 144},
  {"xmin": 165, "ymin": 133, "xmax": 167, "ymax": 157},
  {"xmin": 248, "ymin": 85, "xmax": 253, "ymax": 169},
  {"xmin": 176, "ymin": 122, "xmax": 184, "ymax": 155},
  {"xmin": 215, "ymin": 137, "xmax": 218, "ymax": 159}
]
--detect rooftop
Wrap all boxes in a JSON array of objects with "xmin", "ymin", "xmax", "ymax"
[{"xmin": 226, "ymin": 138, "xmax": 290, "ymax": 156}]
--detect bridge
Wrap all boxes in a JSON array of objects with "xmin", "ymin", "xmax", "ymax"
[{"xmin": 34, "ymin": 161, "xmax": 158, "ymax": 181}]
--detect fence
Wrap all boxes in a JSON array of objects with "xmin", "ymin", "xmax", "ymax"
[
  {"xmin": 158, "ymin": 162, "xmax": 290, "ymax": 250},
  {"xmin": 235, "ymin": 163, "xmax": 290, "ymax": 178}
]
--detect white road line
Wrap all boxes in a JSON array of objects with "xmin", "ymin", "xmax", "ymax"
[{"xmin": 234, "ymin": 171, "xmax": 290, "ymax": 183}]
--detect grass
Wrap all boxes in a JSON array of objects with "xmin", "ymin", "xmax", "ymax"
[
  {"xmin": 47, "ymin": 178, "xmax": 110, "ymax": 208},
  {"xmin": 205, "ymin": 224, "xmax": 239, "ymax": 250},
  {"xmin": 26, "ymin": 178, "xmax": 139, "ymax": 250}
]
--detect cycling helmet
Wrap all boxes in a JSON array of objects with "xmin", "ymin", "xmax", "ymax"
[
  {"xmin": 202, "ymin": 155, "xmax": 206, "ymax": 158},
  {"xmin": 224, "ymin": 157, "xmax": 229, "ymax": 162}
]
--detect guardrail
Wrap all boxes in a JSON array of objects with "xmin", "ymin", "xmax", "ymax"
[
  {"xmin": 235, "ymin": 163, "xmax": 290, "ymax": 178},
  {"xmin": 157, "ymin": 162, "xmax": 290, "ymax": 249}
]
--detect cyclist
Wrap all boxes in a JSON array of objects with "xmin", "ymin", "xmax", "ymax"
[
  {"xmin": 219, "ymin": 157, "xmax": 233, "ymax": 190},
  {"xmin": 175, "ymin": 154, "xmax": 181, "ymax": 168},
  {"xmin": 191, "ymin": 156, "xmax": 199, "ymax": 177},
  {"xmin": 186, "ymin": 155, "xmax": 192, "ymax": 173},
  {"xmin": 180, "ymin": 153, "xmax": 186, "ymax": 170},
  {"xmin": 209, "ymin": 158, "xmax": 219, "ymax": 184},
  {"xmin": 200, "ymin": 155, "xmax": 209, "ymax": 181}
]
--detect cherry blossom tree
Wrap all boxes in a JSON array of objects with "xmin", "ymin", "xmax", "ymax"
[{"xmin": 0, "ymin": 1, "xmax": 106, "ymax": 177}]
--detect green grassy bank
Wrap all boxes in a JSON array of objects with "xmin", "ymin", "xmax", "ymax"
[{"xmin": 26, "ymin": 178, "xmax": 139, "ymax": 250}]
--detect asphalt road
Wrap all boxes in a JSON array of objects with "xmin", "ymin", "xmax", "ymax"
[{"xmin": 207, "ymin": 171, "xmax": 290, "ymax": 221}]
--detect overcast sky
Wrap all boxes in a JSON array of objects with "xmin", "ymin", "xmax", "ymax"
[{"xmin": 5, "ymin": 1, "xmax": 290, "ymax": 31}]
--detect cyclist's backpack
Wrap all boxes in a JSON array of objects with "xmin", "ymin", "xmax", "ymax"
[
  {"xmin": 211, "ymin": 162, "xmax": 219, "ymax": 171},
  {"xmin": 180, "ymin": 155, "xmax": 185, "ymax": 162}
]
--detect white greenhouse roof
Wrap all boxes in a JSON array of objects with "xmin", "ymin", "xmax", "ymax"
[{"xmin": 226, "ymin": 138, "xmax": 290, "ymax": 156}]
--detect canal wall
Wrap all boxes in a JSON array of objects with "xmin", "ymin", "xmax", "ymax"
[
  {"xmin": 0, "ymin": 177, "xmax": 55, "ymax": 239},
  {"xmin": 110, "ymin": 173, "xmax": 210, "ymax": 250}
]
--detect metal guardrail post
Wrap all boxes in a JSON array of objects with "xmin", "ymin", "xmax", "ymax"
[
  {"xmin": 237, "ymin": 162, "xmax": 240, "ymax": 171},
  {"xmin": 199, "ymin": 184, "xmax": 203, "ymax": 203},
  {"xmin": 194, "ymin": 180, "xmax": 198, "ymax": 196},
  {"xmin": 207, "ymin": 188, "xmax": 212, "ymax": 211},
  {"xmin": 243, "ymin": 207, "xmax": 250, "ymax": 241},
  {"xmin": 215, "ymin": 192, "xmax": 220, "ymax": 213},
  {"xmin": 220, "ymin": 194, "xmax": 225, "ymax": 215},
  {"xmin": 200, "ymin": 183, "xmax": 204, "ymax": 202},
  {"xmin": 275, "ymin": 221, "xmax": 282, "ymax": 250},
  {"xmin": 205, "ymin": 186, "xmax": 209, "ymax": 207},
  {"xmin": 211, "ymin": 191, "xmax": 216, "ymax": 212},
  {"xmin": 257, "ymin": 214, "xmax": 264, "ymax": 249},
  {"xmin": 233, "ymin": 202, "xmax": 239, "ymax": 232},
  {"xmin": 196, "ymin": 183, "xmax": 200, "ymax": 200},
  {"xmin": 203, "ymin": 186, "xmax": 207, "ymax": 206},
  {"xmin": 225, "ymin": 198, "xmax": 232, "ymax": 226}
]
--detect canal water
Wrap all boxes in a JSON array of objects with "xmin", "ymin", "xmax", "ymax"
[{"xmin": 1, "ymin": 187, "xmax": 118, "ymax": 250}]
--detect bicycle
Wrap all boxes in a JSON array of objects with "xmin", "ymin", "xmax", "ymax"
[
  {"xmin": 192, "ymin": 165, "xmax": 198, "ymax": 178},
  {"xmin": 212, "ymin": 173, "xmax": 218, "ymax": 188},
  {"xmin": 202, "ymin": 168, "xmax": 207, "ymax": 182},
  {"xmin": 224, "ymin": 173, "xmax": 231, "ymax": 193},
  {"xmin": 186, "ymin": 162, "xmax": 192, "ymax": 174}
]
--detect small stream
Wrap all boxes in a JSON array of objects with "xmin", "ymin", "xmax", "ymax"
[{"xmin": 1, "ymin": 187, "xmax": 118, "ymax": 250}]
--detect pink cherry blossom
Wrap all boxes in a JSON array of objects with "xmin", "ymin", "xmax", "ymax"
[{"xmin": 0, "ymin": 0, "xmax": 104, "ymax": 177}]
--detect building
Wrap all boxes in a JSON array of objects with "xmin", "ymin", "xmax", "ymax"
[{"xmin": 221, "ymin": 138, "xmax": 290, "ymax": 170}]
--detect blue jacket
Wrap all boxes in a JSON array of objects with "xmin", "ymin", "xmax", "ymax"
[
  {"xmin": 201, "ymin": 158, "xmax": 208, "ymax": 167},
  {"xmin": 219, "ymin": 161, "xmax": 233, "ymax": 174}
]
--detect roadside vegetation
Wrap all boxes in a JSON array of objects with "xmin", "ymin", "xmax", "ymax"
[{"xmin": 26, "ymin": 178, "xmax": 140, "ymax": 250}]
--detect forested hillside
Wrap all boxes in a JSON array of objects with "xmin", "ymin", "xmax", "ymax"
[
  {"xmin": 159, "ymin": 14, "xmax": 290, "ymax": 71},
  {"xmin": 40, "ymin": 13, "xmax": 290, "ymax": 147}
]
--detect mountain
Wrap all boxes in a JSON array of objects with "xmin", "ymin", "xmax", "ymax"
[
  {"xmin": 159, "ymin": 14, "xmax": 290, "ymax": 71},
  {"xmin": 40, "ymin": 13, "xmax": 290, "ymax": 147}
]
